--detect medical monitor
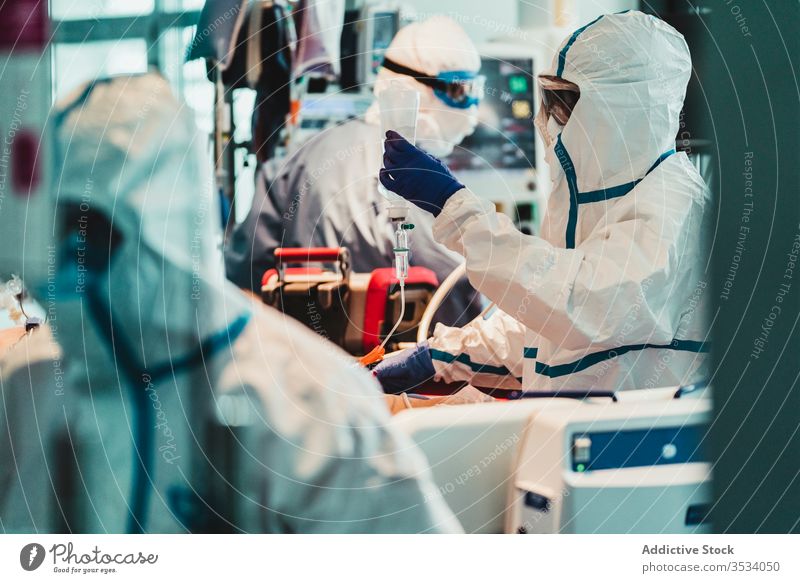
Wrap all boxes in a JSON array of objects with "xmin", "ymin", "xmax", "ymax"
[
  {"xmin": 446, "ymin": 54, "xmax": 536, "ymax": 173},
  {"xmin": 444, "ymin": 44, "xmax": 542, "ymax": 214}
]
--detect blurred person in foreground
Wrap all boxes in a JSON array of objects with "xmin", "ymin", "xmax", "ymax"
[{"xmin": 0, "ymin": 73, "xmax": 460, "ymax": 534}]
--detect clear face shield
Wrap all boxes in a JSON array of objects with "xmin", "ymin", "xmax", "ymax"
[{"xmin": 537, "ymin": 75, "xmax": 581, "ymax": 126}]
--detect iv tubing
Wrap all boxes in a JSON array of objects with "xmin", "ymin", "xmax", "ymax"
[
  {"xmin": 417, "ymin": 262, "xmax": 465, "ymax": 343},
  {"xmin": 416, "ymin": 263, "xmax": 496, "ymax": 343},
  {"xmin": 380, "ymin": 280, "xmax": 405, "ymax": 350}
]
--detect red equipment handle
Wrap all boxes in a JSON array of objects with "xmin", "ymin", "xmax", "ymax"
[
  {"xmin": 261, "ymin": 267, "xmax": 325, "ymax": 287},
  {"xmin": 275, "ymin": 247, "xmax": 345, "ymax": 264}
]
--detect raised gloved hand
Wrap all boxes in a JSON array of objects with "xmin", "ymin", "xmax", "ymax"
[
  {"xmin": 379, "ymin": 130, "xmax": 464, "ymax": 217},
  {"xmin": 372, "ymin": 341, "xmax": 436, "ymax": 394}
]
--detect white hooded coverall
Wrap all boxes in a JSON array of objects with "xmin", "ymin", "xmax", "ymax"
[{"xmin": 426, "ymin": 11, "xmax": 712, "ymax": 393}]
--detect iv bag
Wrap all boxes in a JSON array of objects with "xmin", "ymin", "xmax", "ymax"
[{"xmin": 378, "ymin": 80, "xmax": 419, "ymax": 203}]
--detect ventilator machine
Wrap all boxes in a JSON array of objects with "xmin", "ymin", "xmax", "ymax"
[{"xmin": 392, "ymin": 385, "xmax": 713, "ymax": 534}]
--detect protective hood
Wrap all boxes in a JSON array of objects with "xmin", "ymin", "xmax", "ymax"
[
  {"xmin": 366, "ymin": 16, "xmax": 481, "ymax": 157},
  {"xmin": 53, "ymin": 73, "xmax": 250, "ymax": 385},
  {"xmin": 539, "ymin": 11, "xmax": 691, "ymax": 247}
]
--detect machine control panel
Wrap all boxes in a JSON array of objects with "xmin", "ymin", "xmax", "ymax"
[
  {"xmin": 570, "ymin": 425, "xmax": 709, "ymax": 473},
  {"xmin": 572, "ymin": 436, "xmax": 593, "ymax": 466}
]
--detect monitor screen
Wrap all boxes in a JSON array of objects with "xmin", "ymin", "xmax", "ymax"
[{"xmin": 445, "ymin": 56, "xmax": 536, "ymax": 172}]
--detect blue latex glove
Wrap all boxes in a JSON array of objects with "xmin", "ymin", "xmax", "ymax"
[
  {"xmin": 372, "ymin": 341, "xmax": 436, "ymax": 394},
  {"xmin": 379, "ymin": 130, "xmax": 464, "ymax": 217}
]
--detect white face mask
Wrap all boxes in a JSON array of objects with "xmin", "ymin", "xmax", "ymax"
[
  {"xmin": 535, "ymin": 104, "xmax": 564, "ymax": 149},
  {"xmin": 416, "ymin": 104, "xmax": 478, "ymax": 158}
]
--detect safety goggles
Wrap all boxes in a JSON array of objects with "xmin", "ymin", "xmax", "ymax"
[
  {"xmin": 381, "ymin": 57, "xmax": 485, "ymax": 109},
  {"xmin": 538, "ymin": 75, "xmax": 580, "ymax": 126}
]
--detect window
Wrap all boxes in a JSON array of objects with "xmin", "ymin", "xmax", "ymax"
[
  {"xmin": 50, "ymin": 0, "xmax": 256, "ymax": 221},
  {"xmin": 52, "ymin": 40, "xmax": 149, "ymax": 100},
  {"xmin": 51, "ymin": 0, "xmax": 155, "ymax": 21}
]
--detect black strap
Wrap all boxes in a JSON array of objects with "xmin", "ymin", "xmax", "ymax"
[
  {"xmin": 381, "ymin": 57, "xmax": 449, "ymax": 92},
  {"xmin": 508, "ymin": 390, "xmax": 619, "ymax": 402}
]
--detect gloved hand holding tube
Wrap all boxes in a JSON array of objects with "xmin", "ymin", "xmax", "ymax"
[
  {"xmin": 379, "ymin": 130, "xmax": 465, "ymax": 217},
  {"xmin": 373, "ymin": 340, "xmax": 436, "ymax": 394}
]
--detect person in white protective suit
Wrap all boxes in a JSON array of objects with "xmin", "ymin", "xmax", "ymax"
[
  {"xmin": 0, "ymin": 72, "xmax": 461, "ymax": 533},
  {"xmin": 374, "ymin": 11, "xmax": 711, "ymax": 394},
  {"xmin": 224, "ymin": 16, "xmax": 485, "ymax": 328}
]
